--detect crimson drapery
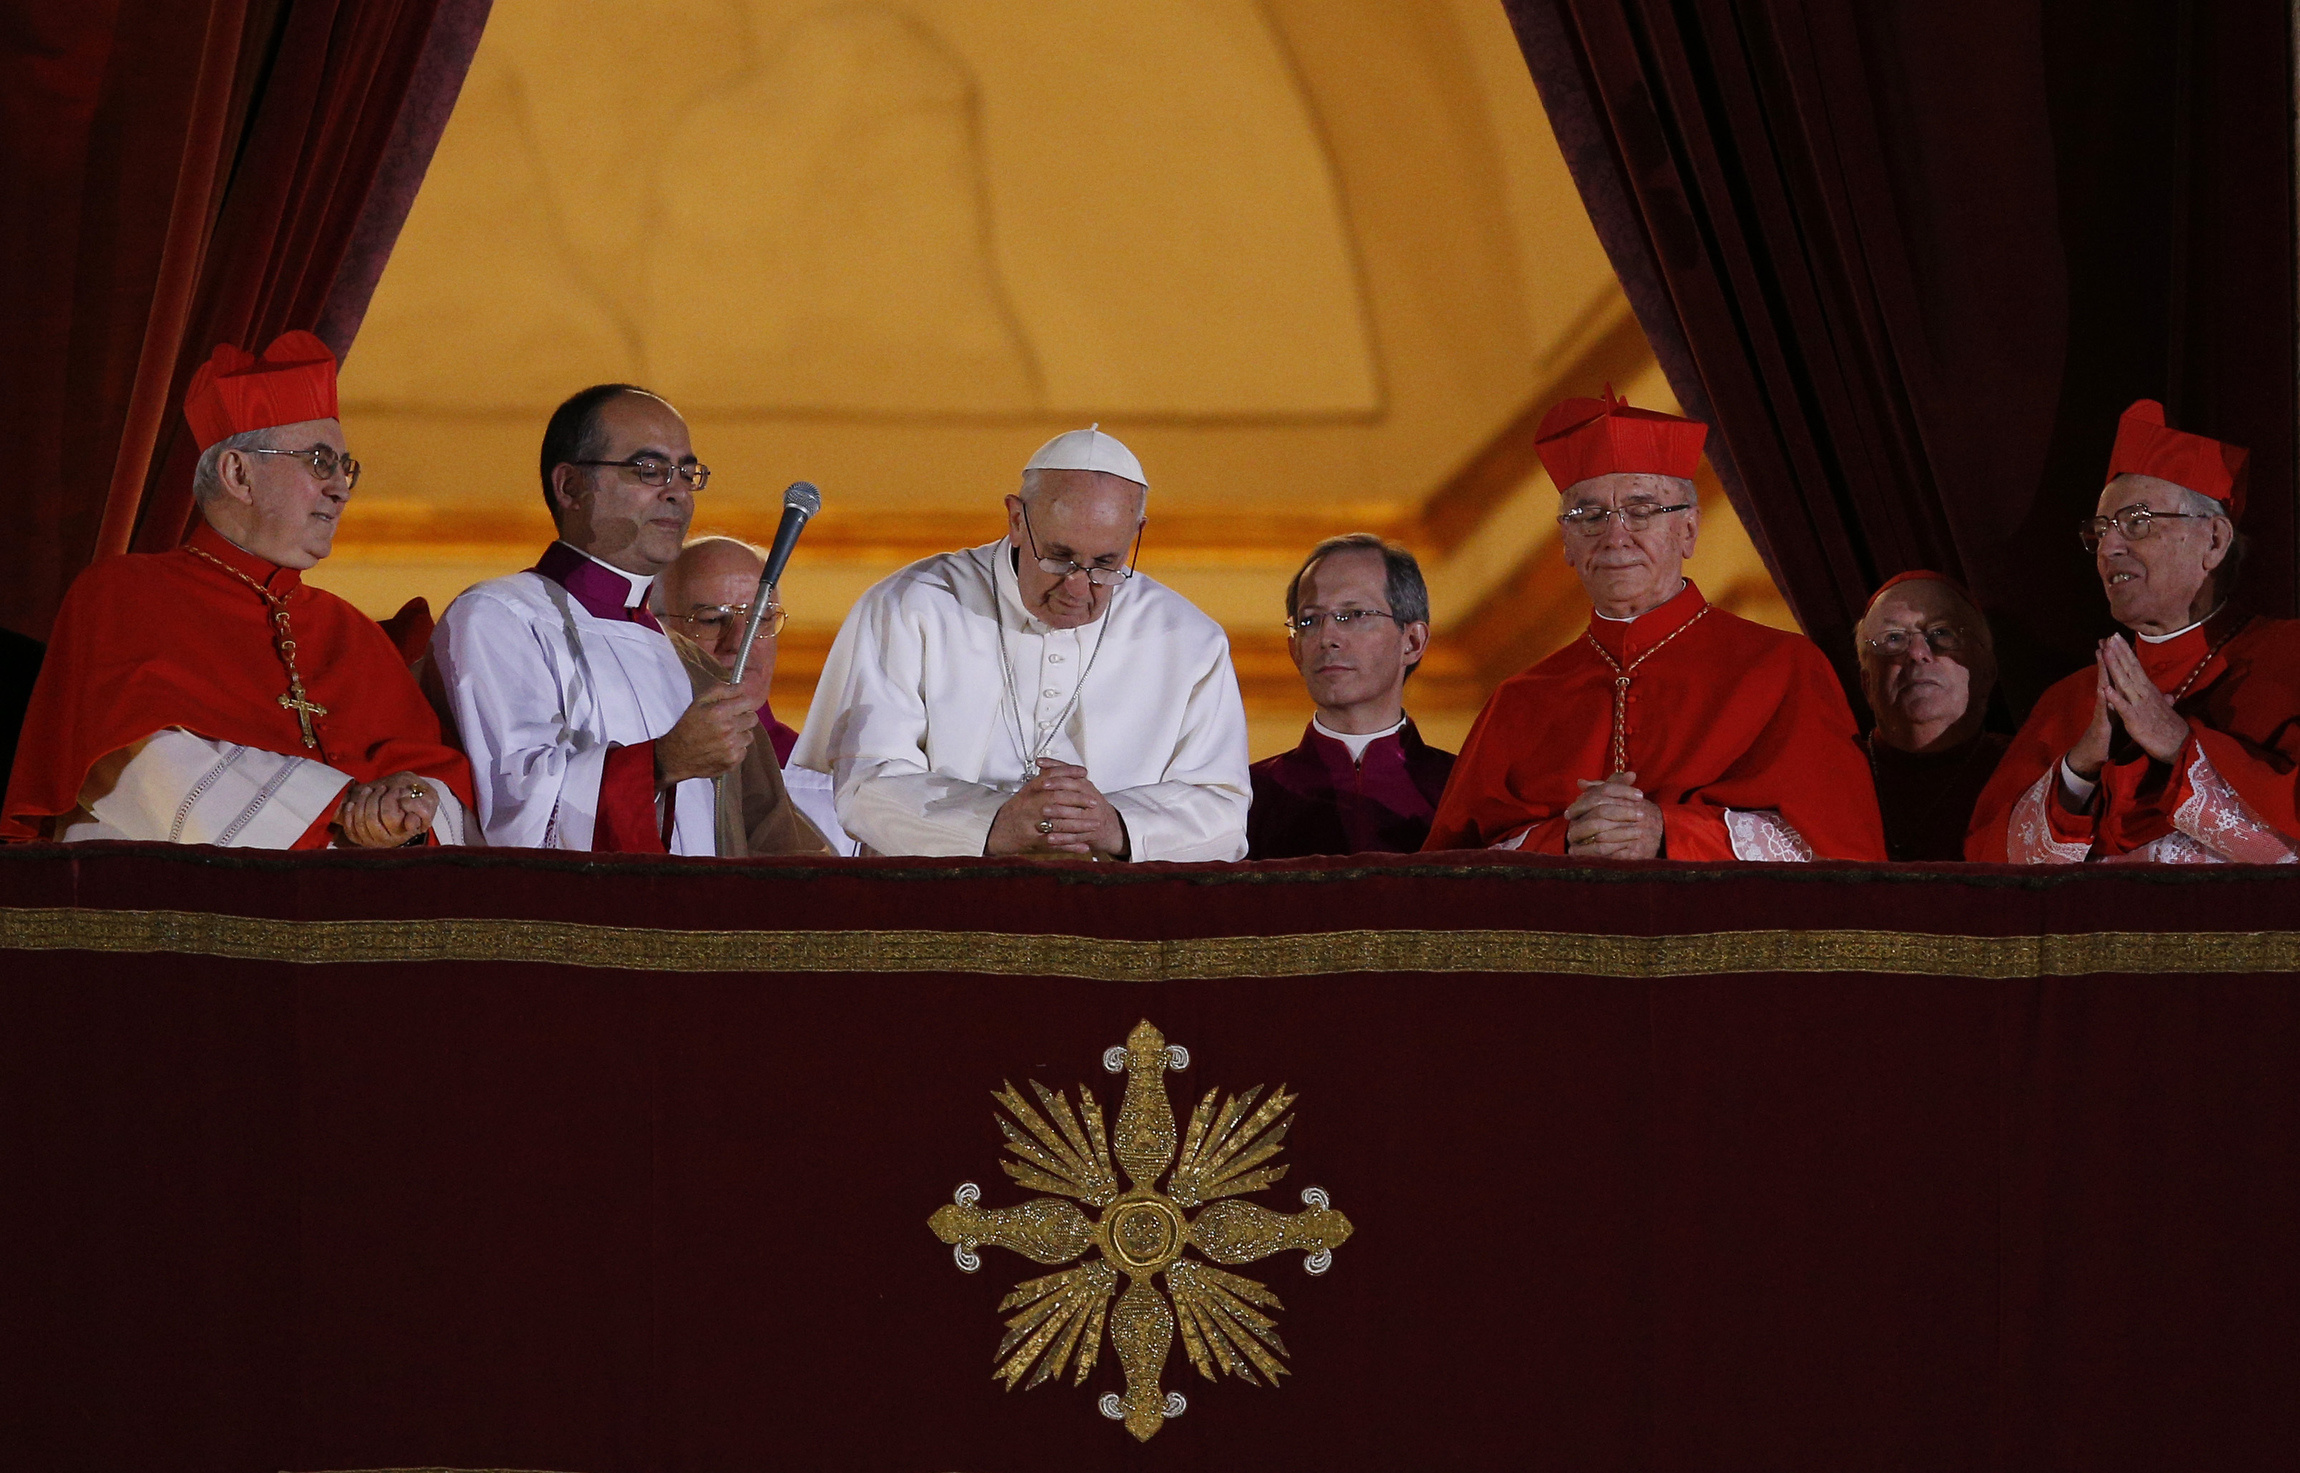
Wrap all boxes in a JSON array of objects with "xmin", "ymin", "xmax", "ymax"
[
  {"xmin": 1504, "ymin": 0, "xmax": 2296, "ymax": 711},
  {"xmin": 0, "ymin": 0, "xmax": 490, "ymax": 643},
  {"xmin": 1, "ymin": 845, "xmax": 2295, "ymax": 1470}
]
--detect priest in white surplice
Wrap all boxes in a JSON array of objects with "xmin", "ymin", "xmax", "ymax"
[
  {"xmin": 429, "ymin": 384, "xmax": 768, "ymax": 854},
  {"xmin": 793, "ymin": 428, "xmax": 1250, "ymax": 861}
]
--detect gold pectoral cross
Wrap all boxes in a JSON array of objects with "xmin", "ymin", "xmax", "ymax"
[{"xmin": 278, "ymin": 684, "xmax": 328, "ymax": 749}]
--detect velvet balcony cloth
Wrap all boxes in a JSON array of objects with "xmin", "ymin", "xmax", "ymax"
[{"xmin": 0, "ymin": 843, "xmax": 2293, "ymax": 1471}]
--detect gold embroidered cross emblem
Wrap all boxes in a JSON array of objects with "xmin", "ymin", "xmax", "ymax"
[{"xmin": 929, "ymin": 1020, "xmax": 1354, "ymax": 1441}]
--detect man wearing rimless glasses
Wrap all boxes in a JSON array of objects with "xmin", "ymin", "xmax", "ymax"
[{"xmin": 1970, "ymin": 399, "xmax": 2300, "ymax": 863}]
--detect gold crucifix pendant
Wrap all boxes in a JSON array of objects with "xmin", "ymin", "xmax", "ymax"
[{"xmin": 278, "ymin": 686, "xmax": 328, "ymax": 749}]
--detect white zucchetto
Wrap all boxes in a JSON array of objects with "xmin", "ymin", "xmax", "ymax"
[{"xmin": 1024, "ymin": 423, "xmax": 1147, "ymax": 488}]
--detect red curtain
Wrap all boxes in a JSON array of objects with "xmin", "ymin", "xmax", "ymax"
[
  {"xmin": 0, "ymin": 0, "xmax": 490, "ymax": 643},
  {"xmin": 1504, "ymin": 0, "xmax": 2296, "ymax": 711}
]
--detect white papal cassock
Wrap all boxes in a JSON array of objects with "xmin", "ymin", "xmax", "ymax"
[
  {"xmin": 792, "ymin": 541, "xmax": 1250, "ymax": 860},
  {"xmin": 431, "ymin": 546, "xmax": 715, "ymax": 854}
]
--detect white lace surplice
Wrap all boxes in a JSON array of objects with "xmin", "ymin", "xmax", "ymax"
[{"xmin": 2007, "ymin": 748, "xmax": 2297, "ymax": 864}]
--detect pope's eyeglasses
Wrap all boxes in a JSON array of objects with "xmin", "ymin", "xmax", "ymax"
[{"xmin": 1022, "ymin": 504, "xmax": 1141, "ymax": 587}]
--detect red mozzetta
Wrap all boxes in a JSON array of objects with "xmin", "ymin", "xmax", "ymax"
[
  {"xmin": 1423, "ymin": 581, "xmax": 1886, "ymax": 860},
  {"xmin": 1, "ymin": 522, "xmax": 473, "ymax": 845},
  {"xmin": 1965, "ymin": 609, "xmax": 2300, "ymax": 861}
]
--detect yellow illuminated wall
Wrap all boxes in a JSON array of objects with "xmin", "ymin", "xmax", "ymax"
[{"xmin": 322, "ymin": 0, "xmax": 1792, "ymax": 758}]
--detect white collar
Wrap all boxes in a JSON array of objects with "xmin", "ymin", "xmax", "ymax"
[
  {"xmin": 565, "ymin": 541, "xmax": 655, "ymax": 608},
  {"xmin": 2136, "ymin": 602, "xmax": 2225, "ymax": 644},
  {"xmin": 1313, "ymin": 713, "xmax": 1407, "ymax": 762}
]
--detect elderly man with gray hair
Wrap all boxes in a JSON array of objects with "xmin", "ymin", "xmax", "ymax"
[
  {"xmin": 2, "ymin": 332, "xmax": 473, "ymax": 847},
  {"xmin": 1968, "ymin": 400, "xmax": 2300, "ymax": 863},
  {"xmin": 1247, "ymin": 534, "xmax": 1455, "ymax": 858},
  {"xmin": 793, "ymin": 427, "xmax": 1249, "ymax": 860}
]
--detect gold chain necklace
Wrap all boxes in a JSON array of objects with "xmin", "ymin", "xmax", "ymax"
[
  {"xmin": 1585, "ymin": 604, "xmax": 1709, "ymax": 774},
  {"xmin": 184, "ymin": 544, "xmax": 329, "ymax": 750}
]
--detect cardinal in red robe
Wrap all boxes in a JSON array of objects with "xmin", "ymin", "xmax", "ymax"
[
  {"xmin": 1423, "ymin": 391, "xmax": 1884, "ymax": 861},
  {"xmin": 1, "ymin": 332, "xmax": 473, "ymax": 848},
  {"xmin": 1967, "ymin": 401, "xmax": 2300, "ymax": 863}
]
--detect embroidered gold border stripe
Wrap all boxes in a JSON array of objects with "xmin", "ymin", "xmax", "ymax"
[{"xmin": 1, "ymin": 906, "xmax": 2295, "ymax": 978}]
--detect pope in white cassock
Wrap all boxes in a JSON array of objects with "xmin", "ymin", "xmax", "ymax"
[{"xmin": 793, "ymin": 428, "xmax": 1250, "ymax": 861}]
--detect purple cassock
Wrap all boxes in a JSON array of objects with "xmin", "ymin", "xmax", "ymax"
[{"xmin": 1247, "ymin": 719, "xmax": 1456, "ymax": 859}]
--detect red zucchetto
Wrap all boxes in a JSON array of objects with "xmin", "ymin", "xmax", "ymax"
[
  {"xmin": 1534, "ymin": 385, "xmax": 1709, "ymax": 492},
  {"xmin": 2105, "ymin": 398, "xmax": 2248, "ymax": 520},
  {"xmin": 182, "ymin": 330, "xmax": 340, "ymax": 451}
]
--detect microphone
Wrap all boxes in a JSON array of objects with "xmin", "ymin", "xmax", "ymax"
[{"xmin": 729, "ymin": 481, "xmax": 821, "ymax": 682}]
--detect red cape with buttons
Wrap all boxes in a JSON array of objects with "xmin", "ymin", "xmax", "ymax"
[{"xmin": 1422, "ymin": 581, "xmax": 1885, "ymax": 860}]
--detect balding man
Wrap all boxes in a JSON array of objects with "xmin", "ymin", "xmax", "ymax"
[
  {"xmin": 654, "ymin": 535, "xmax": 846, "ymax": 856},
  {"xmin": 793, "ymin": 428, "xmax": 1249, "ymax": 860},
  {"xmin": 1969, "ymin": 400, "xmax": 2300, "ymax": 863},
  {"xmin": 1857, "ymin": 572, "xmax": 2009, "ymax": 861}
]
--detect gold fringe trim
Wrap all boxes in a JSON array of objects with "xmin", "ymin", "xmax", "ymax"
[{"xmin": 2, "ymin": 906, "xmax": 2296, "ymax": 978}]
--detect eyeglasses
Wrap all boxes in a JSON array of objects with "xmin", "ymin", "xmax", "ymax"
[
  {"xmin": 1557, "ymin": 502, "xmax": 1693, "ymax": 537},
  {"xmin": 1864, "ymin": 624, "xmax": 1968, "ymax": 658},
  {"xmin": 1022, "ymin": 504, "xmax": 1141, "ymax": 587},
  {"xmin": 666, "ymin": 602, "xmax": 785, "ymax": 638},
  {"xmin": 568, "ymin": 455, "xmax": 711, "ymax": 491},
  {"xmin": 1285, "ymin": 608, "xmax": 1402, "ymax": 636},
  {"xmin": 2077, "ymin": 503, "xmax": 2213, "ymax": 552},
  {"xmin": 247, "ymin": 445, "xmax": 360, "ymax": 489}
]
